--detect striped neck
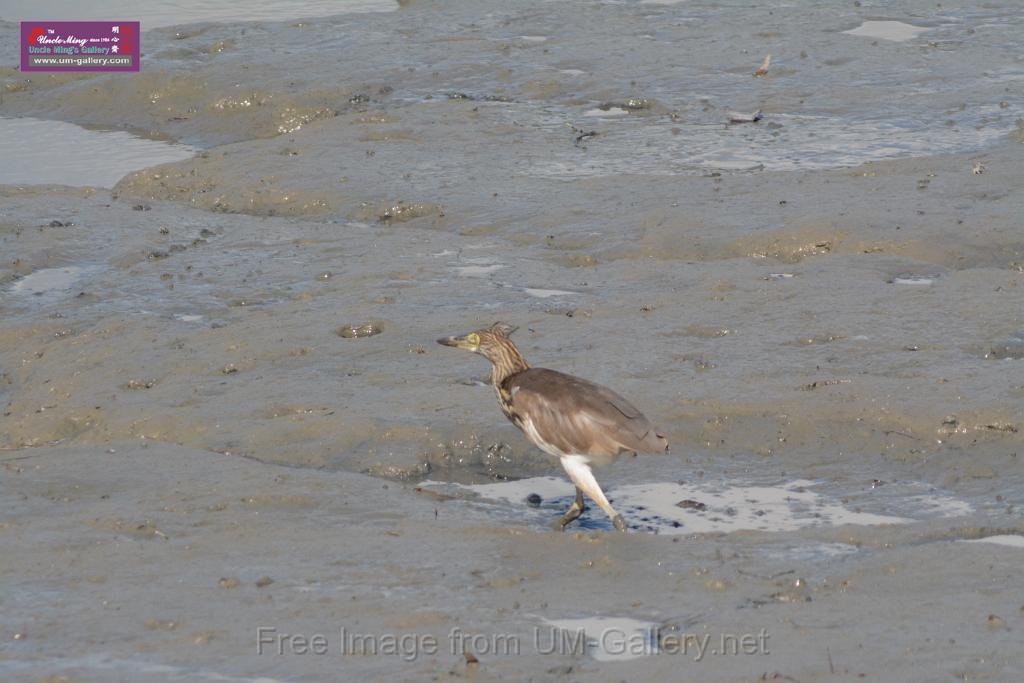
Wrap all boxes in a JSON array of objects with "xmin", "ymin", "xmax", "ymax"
[{"xmin": 484, "ymin": 337, "xmax": 530, "ymax": 388}]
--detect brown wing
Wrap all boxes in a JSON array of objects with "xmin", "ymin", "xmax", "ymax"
[{"xmin": 507, "ymin": 368, "xmax": 669, "ymax": 465}]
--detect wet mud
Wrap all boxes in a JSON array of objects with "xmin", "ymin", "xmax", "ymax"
[{"xmin": 2, "ymin": 0, "xmax": 1024, "ymax": 681}]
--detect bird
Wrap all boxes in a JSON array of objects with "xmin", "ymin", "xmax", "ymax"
[{"xmin": 438, "ymin": 322, "xmax": 668, "ymax": 532}]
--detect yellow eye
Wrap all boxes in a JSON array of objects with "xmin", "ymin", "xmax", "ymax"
[{"xmin": 466, "ymin": 333, "xmax": 480, "ymax": 346}]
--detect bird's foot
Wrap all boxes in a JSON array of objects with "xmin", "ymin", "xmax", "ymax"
[
  {"xmin": 553, "ymin": 504, "xmax": 583, "ymax": 531},
  {"xmin": 611, "ymin": 514, "xmax": 628, "ymax": 533}
]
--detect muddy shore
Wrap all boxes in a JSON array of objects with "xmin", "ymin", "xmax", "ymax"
[
  {"xmin": 2, "ymin": 0, "xmax": 1024, "ymax": 680},
  {"xmin": 3, "ymin": 444, "xmax": 1024, "ymax": 682}
]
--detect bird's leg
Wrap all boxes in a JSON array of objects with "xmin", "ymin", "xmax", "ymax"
[
  {"xmin": 553, "ymin": 487, "xmax": 585, "ymax": 531},
  {"xmin": 560, "ymin": 455, "xmax": 628, "ymax": 533}
]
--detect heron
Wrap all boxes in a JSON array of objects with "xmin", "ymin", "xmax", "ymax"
[{"xmin": 438, "ymin": 322, "xmax": 668, "ymax": 532}]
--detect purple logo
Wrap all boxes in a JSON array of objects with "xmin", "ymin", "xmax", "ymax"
[{"xmin": 21, "ymin": 21, "xmax": 140, "ymax": 72}]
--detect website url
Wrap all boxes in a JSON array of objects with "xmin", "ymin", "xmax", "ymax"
[{"xmin": 28, "ymin": 56, "xmax": 132, "ymax": 67}]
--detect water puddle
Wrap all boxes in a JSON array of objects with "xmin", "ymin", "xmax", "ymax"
[
  {"xmin": 0, "ymin": 654, "xmax": 286, "ymax": 682},
  {"xmin": 960, "ymin": 535, "xmax": 1024, "ymax": 549},
  {"xmin": 0, "ymin": 118, "xmax": 197, "ymax": 189},
  {"xmin": 7, "ymin": 265, "xmax": 104, "ymax": 302},
  {"xmin": 423, "ymin": 477, "xmax": 970, "ymax": 535},
  {"xmin": 983, "ymin": 332, "xmax": 1024, "ymax": 360},
  {"xmin": 523, "ymin": 288, "xmax": 576, "ymax": 299},
  {"xmin": 843, "ymin": 21, "xmax": 931, "ymax": 42},
  {"xmin": 541, "ymin": 617, "xmax": 657, "ymax": 662},
  {"xmin": 765, "ymin": 542, "xmax": 860, "ymax": 562},
  {"xmin": 1, "ymin": 0, "xmax": 397, "ymax": 28},
  {"xmin": 583, "ymin": 107, "xmax": 629, "ymax": 117},
  {"xmin": 453, "ymin": 264, "xmax": 504, "ymax": 277},
  {"xmin": 891, "ymin": 275, "xmax": 937, "ymax": 286},
  {"xmin": 528, "ymin": 103, "xmax": 1016, "ymax": 177}
]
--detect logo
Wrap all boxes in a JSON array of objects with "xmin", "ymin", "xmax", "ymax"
[{"xmin": 21, "ymin": 21, "xmax": 140, "ymax": 72}]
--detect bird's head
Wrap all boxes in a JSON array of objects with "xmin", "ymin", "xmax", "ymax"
[{"xmin": 437, "ymin": 322, "xmax": 519, "ymax": 363}]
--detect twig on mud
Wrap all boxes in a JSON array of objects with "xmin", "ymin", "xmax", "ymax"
[{"xmin": 883, "ymin": 429, "xmax": 919, "ymax": 440}]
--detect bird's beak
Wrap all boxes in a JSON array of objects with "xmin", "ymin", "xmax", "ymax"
[{"xmin": 437, "ymin": 335, "xmax": 468, "ymax": 349}]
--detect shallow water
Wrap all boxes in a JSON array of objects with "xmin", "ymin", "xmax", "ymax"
[
  {"xmin": 0, "ymin": 0, "xmax": 397, "ymax": 28},
  {"xmin": 0, "ymin": 118, "xmax": 197, "ymax": 187},
  {"xmin": 3, "ymin": 1, "xmax": 1022, "ymax": 166},
  {"xmin": 422, "ymin": 476, "xmax": 971, "ymax": 535},
  {"xmin": 8, "ymin": 264, "xmax": 102, "ymax": 299},
  {"xmin": 542, "ymin": 616, "xmax": 658, "ymax": 662},
  {"xmin": 960, "ymin": 534, "xmax": 1024, "ymax": 548},
  {"xmin": 843, "ymin": 20, "xmax": 932, "ymax": 42},
  {"xmin": 0, "ymin": 654, "xmax": 288, "ymax": 683}
]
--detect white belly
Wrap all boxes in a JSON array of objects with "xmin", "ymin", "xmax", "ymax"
[{"xmin": 521, "ymin": 417, "xmax": 565, "ymax": 458}]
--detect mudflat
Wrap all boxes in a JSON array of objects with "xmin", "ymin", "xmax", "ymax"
[{"xmin": 2, "ymin": 1, "xmax": 1023, "ymax": 680}]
